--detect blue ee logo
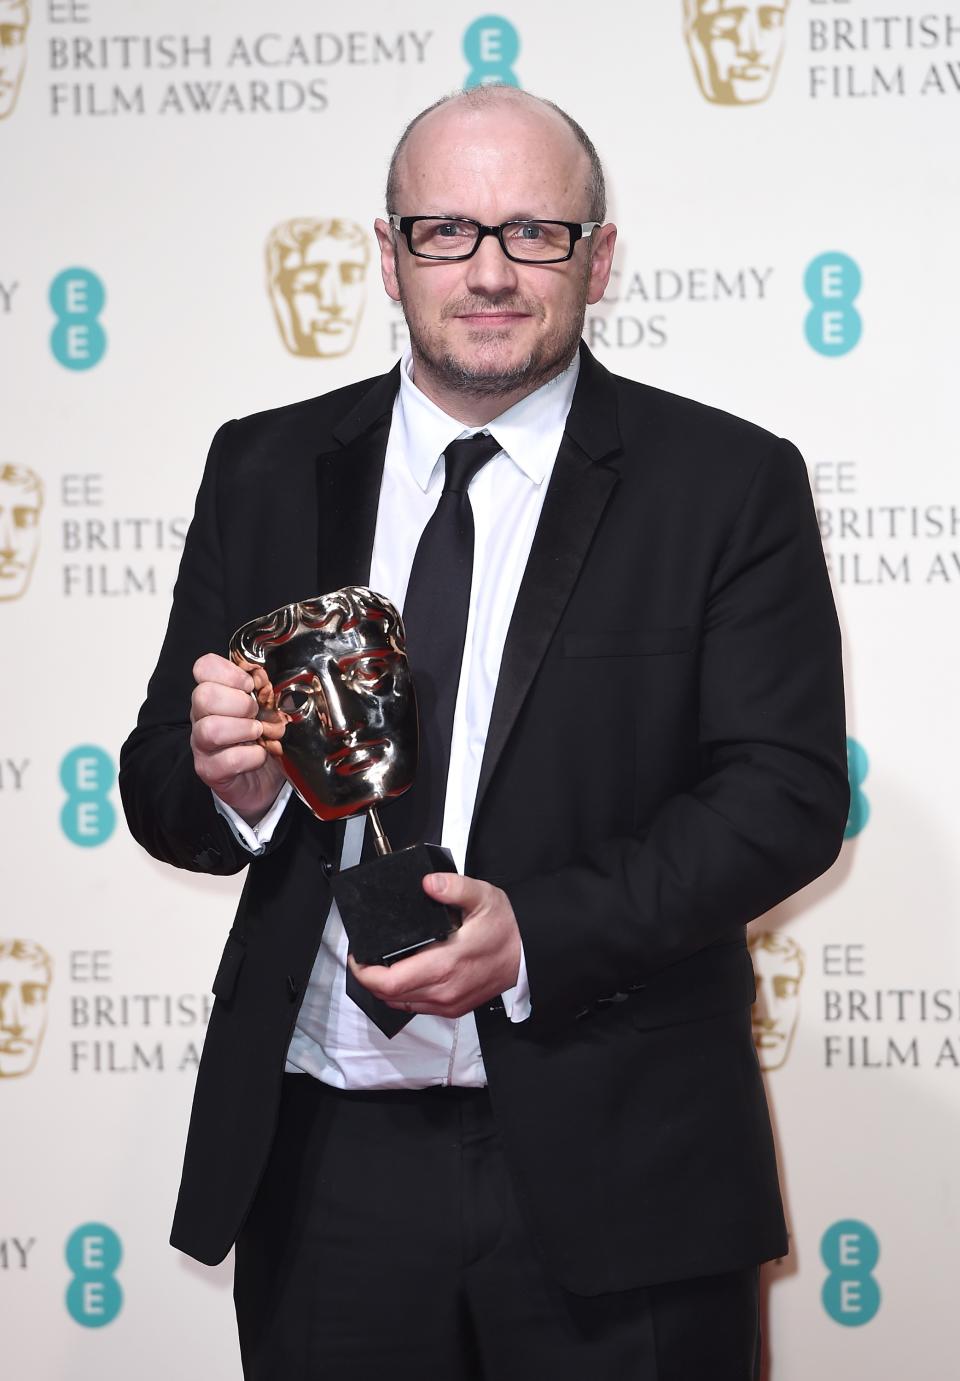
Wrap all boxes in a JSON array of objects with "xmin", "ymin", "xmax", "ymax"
[
  {"xmin": 50, "ymin": 268, "xmax": 107, "ymax": 370},
  {"xmin": 804, "ymin": 253, "xmax": 861, "ymax": 356},
  {"xmin": 65, "ymin": 1223, "xmax": 123, "ymax": 1327},
  {"xmin": 845, "ymin": 737, "xmax": 869, "ymax": 840},
  {"xmin": 60, "ymin": 745, "xmax": 116, "ymax": 847},
  {"xmin": 821, "ymin": 1219, "xmax": 880, "ymax": 1326},
  {"xmin": 463, "ymin": 15, "xmax": 520, "ymax": 88}
]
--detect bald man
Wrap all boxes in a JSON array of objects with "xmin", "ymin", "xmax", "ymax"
[{"xmin": 121, "ymin": 86, "xmax": 847, "ymax": 1380}]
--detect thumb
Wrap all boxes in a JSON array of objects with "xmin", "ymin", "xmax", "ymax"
[{"xmin": 423, "ymin": 871, "xmax": 483, "ymax": 911}]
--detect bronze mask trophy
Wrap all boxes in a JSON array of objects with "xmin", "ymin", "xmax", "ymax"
[{"xmin": 229, "ymin": 586, "xmax": 460, "ymax": 965}]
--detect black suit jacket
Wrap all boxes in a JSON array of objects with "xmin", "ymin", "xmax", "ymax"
[{"xmin": 119, "ymin": 345, "xmax": 848, "ymax": 1295}]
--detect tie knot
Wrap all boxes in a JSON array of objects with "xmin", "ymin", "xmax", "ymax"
[{"xmin": 441, "ymin": 433, "xmax": 501, "ymax": 495}]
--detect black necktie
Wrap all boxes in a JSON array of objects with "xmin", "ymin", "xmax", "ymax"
[{"xmin": 346, "ymin": 431, "xmax": 502, "ymax": 1035}]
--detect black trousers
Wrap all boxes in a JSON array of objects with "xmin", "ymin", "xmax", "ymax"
[{"xmin": 234, "ymin": 1074, "xmax": 761, "ymax": 1380}]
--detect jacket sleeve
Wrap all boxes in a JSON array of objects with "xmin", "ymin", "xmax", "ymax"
[
  {"xmin": 507, "ymin": 440, "xmax": 849, "ymax": 1022},
  {"xmin": 119, "ymin": 422, "xmax": 291, "ymax": 876}
]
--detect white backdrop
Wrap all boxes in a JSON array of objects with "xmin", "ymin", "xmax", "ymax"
[{"xmin": 2, "ymin": 1, "xmax": 958, "ymax": 1376}]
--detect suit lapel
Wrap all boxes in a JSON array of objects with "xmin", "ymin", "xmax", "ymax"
[
  {"xmin": 470, "ymin": 347, "xmax": 622, "ymax": 837},
  {"xmin": 315, "ymin": 363, "xmax": 400, "ymax": 593}
]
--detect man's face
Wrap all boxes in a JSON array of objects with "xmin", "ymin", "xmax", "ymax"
[
  {"xmin": 0, "ymin": 1, "xmax": 29, "ymax": 120},
  {"xmin": 750, "ymin": 941, "xmax": 803, "ymax": 1071},
  {"xmin": 274, "ymin": 232, "xmax": 368, "ymax": 357},
  {"xmin": 260, "ymin": 610, "xmax": 417, "ymax": 821},
  {"xmin": 687, "ymin": 0, "xmax": 789, "ymax": 105},
  {"xmin": 376, "ymin": 97, "xmax": 616, "ymax": 402},
  {"xmin": 0, "ymin": 954, "xmax": 49, "ymax": 1078},
  {"xmin": 0, "ymin": 470, "xmax": 42, "ymax": 600}
]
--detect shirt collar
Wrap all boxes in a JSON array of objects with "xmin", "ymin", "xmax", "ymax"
[{"xmin": 396, "ymin": 348, "xmax": 581, "ymax": 493}]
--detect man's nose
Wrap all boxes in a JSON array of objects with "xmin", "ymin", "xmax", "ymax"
[{"xmin": 464, "ymin": 232, "xmax": 520, "ymax": 296}]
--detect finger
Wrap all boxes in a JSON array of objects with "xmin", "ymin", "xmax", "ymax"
[
  {"xmin": 192, "ymin": 652, "xmax": 254, "ymax": 693},
  {"xmin": 348, "ymin": 949, "xmax": 455, "ymax": 1002},
  {"xmin": 191, "ymin": 714, "xmax": 264, "ymax": 754},
  {"xmin": 192, "ymin": 741, "xmax": 269, "ymax": 788},
  {"xmin": 191, "ymin": 681, "xmax": 260, "ymax": 723},
  {"xmin": 422, "ymin": 871, "xmax": 487, "ymax": 912}
]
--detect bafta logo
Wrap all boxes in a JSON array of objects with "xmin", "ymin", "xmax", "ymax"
[
  {"xmin": 683, "ymin": 0, "xmax": 789, "ymax": 106},
  {"xmin": 749, "ymin": 931, "xmax": 804, "ymax": 1071},
  {"xmin": 266, "ymin": 218, "xmax": 370, "ymax": 358},
  {"xmin": 0, "ymin": 464, "xmax": 43, "ymax": 601},
  {"xmin": 0, "ymin": 0, "xmax": 29, "ymax": 121},
  {"xmin": 0, "ymin": 939, "xmax": 52, "ymax": 1078}
]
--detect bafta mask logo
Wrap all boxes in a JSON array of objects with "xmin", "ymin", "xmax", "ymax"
[
  {"xmin": 0, "ymin": 464, "xmax": 43, "ymax": 601},
  {"xmin": 0, "ymin": 0, "xmax": 29, "ymax": 121},
  {"xmin": 749, "ymin": 931, "xmax": 804, "ymax": 1070},
  {"xmin": 0, "ymin": 938, "xmax": 52, "ymax": 1078},
  {"xmin": 683, "ymin": 0, "xmax": 790, "ymax": 106},
  {"xmin": 266, "ymin": 218, "xmax": 370, "ymax": 358}
]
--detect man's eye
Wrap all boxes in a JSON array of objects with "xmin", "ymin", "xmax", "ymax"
[{"xmin": 515, "ymin": 223, "xmax": 545, "ymax": 241}]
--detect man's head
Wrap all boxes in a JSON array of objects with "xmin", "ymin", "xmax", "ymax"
[
  {"xmin": 0, "ymin": 464, "xmax": 43, "ymax": 600},
  {"xmin": 230, "ymin": 587, "xmax": 417, "ymax": 822},
  {"xmin": 0, "ymin": 939, "xmax": 52, "ymax": 1078},
  {"xmin": 683, "ymin": 0, "xmax": 790, "ymax": 106},
  {"xmin": 0, "ymin": 0, "xmax": 29, "ymax": 120},
  {"xmin": 266, "ymin": 218, "xmax": 370, "ymax": 358},
  {"xmin": 375, "ymin": 87, "xmax": 617, "ymax": 417},
  {"xmin": 749, "ymin": 931, "xmax": 805, "ymax": 1070}
]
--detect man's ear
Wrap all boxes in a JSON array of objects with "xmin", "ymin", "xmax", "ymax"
[
  {"xmin": 374, "ymin": 218, "xmax": 401, "ymax": 303},
  {"xmin": 586, "ymin": 223, "xmax": 618, "ymax": 307}
]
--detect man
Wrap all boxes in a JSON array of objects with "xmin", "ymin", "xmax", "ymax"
[
  {"xmin": 265, "ymin": 216, "xmax": 370, "ymax": 358},
  {"xmin": 120, "ymin": 86, "xmax": 847, "ymax": 1379}
]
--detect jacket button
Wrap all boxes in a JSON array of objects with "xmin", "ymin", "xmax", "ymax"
[{"xmin": 320, "ymin": 858, "xmax": 334, "ymax": 879}]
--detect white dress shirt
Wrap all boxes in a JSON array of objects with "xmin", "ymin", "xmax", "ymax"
[{"xmin": 216, "ymin": 349, "xmax": 580, "ymax": 1088}]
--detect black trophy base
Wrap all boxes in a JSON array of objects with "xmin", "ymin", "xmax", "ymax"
[{"xmin": 333, "ymin": 843, "xmax": 461, "ymax": 966}]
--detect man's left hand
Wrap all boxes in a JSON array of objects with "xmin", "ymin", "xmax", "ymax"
[{"xmin": 347, "ymin": 873, "xmax": 522, "ymax": 1018}]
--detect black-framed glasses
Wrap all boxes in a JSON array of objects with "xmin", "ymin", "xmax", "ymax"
[{"xmin": 388, "ymin": 215, "xmax": 600, "ymax": 264}]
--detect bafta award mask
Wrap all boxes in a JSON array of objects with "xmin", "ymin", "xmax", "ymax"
[
  {"xmin": 0, "ymin": 464, "xmax": 43, "ymax": 601},
  {"xmin": 0, "ymin": 939, "xmax": 52, "ymax": 1079},
  {"xmin": 683, "ymin": 0, "xmax": 789, "ymax": 106},
  {"xmin": 749, "ymin": 932, "xmax": 805, "ymax": 1071},
  {"xmin": 265, "ymin": 217, "xmax": 370, "ymax": 358},
  {"xmin": 229, "ymin": 587, "xmax": 417, "ymax": 823},
  {"xmin": 0, "ymin": 0, "xmax": 30, "ymax": 121}
]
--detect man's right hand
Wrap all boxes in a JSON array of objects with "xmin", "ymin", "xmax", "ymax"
[{"xmin": 190, "ymin": 653, "xmax": 287, "ymax": 826}]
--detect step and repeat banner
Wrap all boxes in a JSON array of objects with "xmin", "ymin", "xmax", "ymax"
[{"xmin": 2, "ymin": 1, "xmax": 957, "ymax": 1376}]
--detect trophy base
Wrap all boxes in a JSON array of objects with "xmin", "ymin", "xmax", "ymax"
[{"xmin": 333, "ymin": 843, "xmax": 461, "ymax": 966}]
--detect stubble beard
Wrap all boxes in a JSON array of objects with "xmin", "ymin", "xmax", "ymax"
[{"xmin": 398, "ymin": 281, "xmax": 588, "ymax": 400}]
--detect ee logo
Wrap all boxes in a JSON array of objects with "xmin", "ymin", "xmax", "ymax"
[
  {"xmin": 60, "ymin": 745, "xmax": 116, "ymax": 847},
  {"xmin": 845, "ymin": 737, "xmax": 869, "ymax": 840},
  {"xmin": 804, "ymin": 252, "xmax": 861, "ymax": 356},
  {"xmin": 463, "ymin": 15, "xmax": 520, "ymax": 88},
  {"xmin": 65, "ymin": 1223, "xmax": 123, "ymax": 1327},
  {"xmin": 50, "ymin": 268, "xmax": 107, "ymax": 370},
  {"xmin": 821, "ymin": 1219, "xmax": 880, "ymax": 1326}
]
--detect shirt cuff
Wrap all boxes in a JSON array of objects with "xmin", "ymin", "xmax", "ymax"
[
  {"xmin": 501, "ymin": 943, "xmax": 531, "ymax": 1023},
  {"xmin": 212, "ymin": 782, "xmax": 293, "ymax": 855}
]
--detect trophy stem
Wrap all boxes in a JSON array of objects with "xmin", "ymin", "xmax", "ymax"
[{"xmin": 367, "ymin": 806, "xmax": 392, "ymax": 857}]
